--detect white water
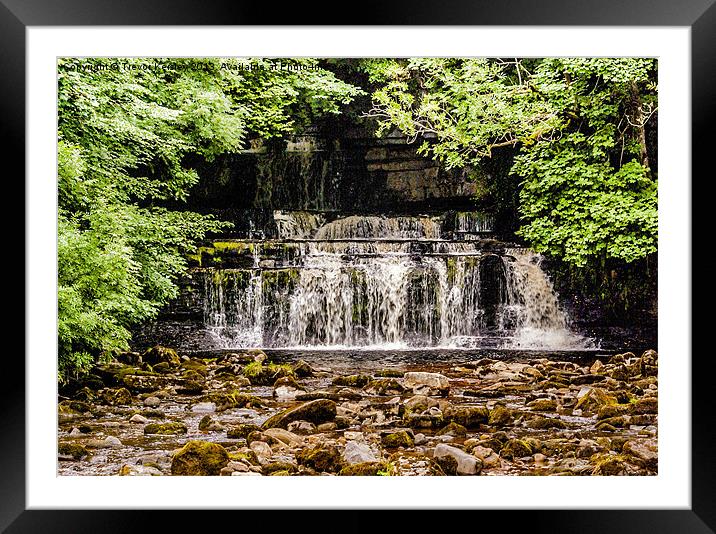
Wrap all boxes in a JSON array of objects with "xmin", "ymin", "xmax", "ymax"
[{"xmin": 201, "ymin": 214, "xmax": 593, "ymax": 350}]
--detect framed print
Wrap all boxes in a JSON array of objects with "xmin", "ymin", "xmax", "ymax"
[{"xmin": 7, "ymin": 0, "xmax": 711, "ymax": 531}]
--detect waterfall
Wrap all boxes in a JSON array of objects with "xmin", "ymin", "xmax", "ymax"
[{"xmin": 199, "ymin": 214, "xmax": 592, "ymax": 350}]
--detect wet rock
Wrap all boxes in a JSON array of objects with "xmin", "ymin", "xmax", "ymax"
[
  {"xmin": 500, "ymin": 439, "xmax": 533, "ymax": 459},
  {"xmin": 58, "ymin": 400, "xmax": 93, "ymax": 414},
  {"xmin": 589, "ymin": 360, "xmax": 605, "ymax": 374},
  {"xmin": 527, "ymin": 416, "xmax": 567, "ymax": 430},
  {"xmin": 403, "ymin": 372, "xmax": 450, "ymax": 396},
  {"xmin": 170, "ymin": 440, "xmax": 229, "ymax": 475},
  {"xmin": 261, "ymin": 399, "xmax": 337, "ymax": 430},
  {"xmin": 622, "ymin": 440, "xmax": 658, "ymax": 469},
  {"xmin": 488, "ymin": 403, "xmax": 514, "ymax": 426},
  {"xmin": 292, "ymin": 359, "xmax": 314, "ymax": 378},
  {"xmin": 273, "ymin": 376, "xmax": 305, "ymax": 400},
  {"xmin": 143, "ymin": 345, "xmax": 180, "ymax": 366},
  {"xmin": 58, "ymin": 442, "xmax": 90, "ymax": 461},
  {"xmin": 226, "ymin": 424, "xmax": 261, "ymax": 439},
  {"xmin": 436, "ymin": 422, "xmax": 467, "ymax": 437},
  {"xmin": 100, "ymin": 388, "xmax": 133, "ymax": 406},
  {"xmin": 295, "ymin": 391, "xmax": 341, "ymax": 402},
  {"xmin": 198, "ymin": 415, "xmax": 224, "ymax": 432},
  {"xmin": 597, "ymin": 404, "xmax": 631, "ymax": 420},
  {"xmin": 116, "ymin": 352, "xmax": 142, "ymax": 366},
  {"xmin": 639, "ymin": 350, "xmax": 658, "ymax": 377},
  {"xmin": 249, "ymin": 441, "xmax": 273, "ymax": 462},
  {"xmin": 119, "ymin": 464, "xmax": 162, "ymax": 476},
  {"xmin": 317, "ymin": 422, "xmax": 338, "ymax": 432},
  {"xmin": 403, "ymin": 412, "xmax": 444, "ymax": 429},
  {"xmin": 333, "ymin": 374, "xmax": 371, "ymax": 388},
  {"xmin": 526, "ymin": 398, "xmax": 558, "ymax": 412},
  {"xmin": 143, "ymin": 396, "xmax": 161, "ymax": 408},
  {"xmin": 297, "ymin": 444, "xmax": 343, "ymax": 473},
  {"xmin": 433, "ymin": 444, "xmax": 482, "ymax": 475},
  {"xmin": 143, "ymin": 422, "xmax": 187, "ymax": 435},
  {"xmin": 591, "ymin": 453, "xmax": 630, "ymax": 475},
  {"xmin": 343, "ymin": 441, "xmax": 378, "ymax": 464},
  {"xmin": 204, "ymin": 391, "xmax": 262, "ymax": 411},
  {"xmin": 104, "ymin": 435, "xmax": 123, "ymax": 447},
  {"xmin": 443, "ymin": 405, "xmax": 489, "ymax": 428},
  {"xmin": 263, "ymin": 428, "xmax": 304, "ymax": 447},
  {"xmin": 191, "ymin": 402, "xmax": 216, "ymax": 413},
  {"xmin": 403, "ymin": 395, "xmax": 439, "ymax": 415},
  {"xmin": 364, "ymin": 379, "xmax": 405, "ymax": 396},
  {"xmin": 575, "ymin": 387, "xmax": 617, "ymax": 415},
  {"xmin": 129, "ymin": 414, "xmax": 149, "ymax": 424},
  {"xmin": 632, "ymin": 397, "xmax": 658, "ymax": 414},
  {"xmin": 472, "ymin": 446, "xmax": 501, "ymax": 468},
  {"xmin": 339, "ymin": 461, "xmax": 391, "ymax": 476},
  {"xmin": 382, "ymin": 431, "xmax": 414, "ymax": 449},
  {"xmin": 262, "ymin": 461, "xmax": 297, "ymax": 475},
  {"xmin": 176, "ymin": 380, "xmax": 205, "ymax": 395},
  {"xmin": 242, "ymin": 361, "xmax": 294, "ymax": 386},
  {"xmin": 287, "ymin": 420, "xmax": 317, "ymax": 435}
]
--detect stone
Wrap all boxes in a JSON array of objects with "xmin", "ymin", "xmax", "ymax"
[
  {"xmin": 198, "ymin": 415, "xmax": 224, "ymax": 432},
  {"xmin": 403, "ymin": 372, "xmax": 450, "ymax": 395},
  {"xmin": 528, "ymin": 416, "xmax": 567, "ymax": 430},
  {"xmin": 263, "ymin": 428, "xmax": 304, "ymax": 447},
  {"xmin": 129, "ymin": 414, "xmax": 149, "ymax": 424},
  {"xmin": 632, "ymin": 397, "xmax": 658, "ymax": 414},
  {"xmin": 339, "ymin": 461, "xmax": 391, "ymax": 476},
  {"xmin": 343, "ymin": 441, "xmax": 378, "ymax": 465},
  {"xmin": 226, "ymin": 424, "xmax": 261, "ymax": 439},
  {"xmin": 443, "ymin": 405, "xmax": 489, "ymax": 428},
  {"xmin": 58, "ymin": 442, "xmax": 90, "ymax": 461},
  {"xmin": 433, "ymin": 444, "xmax": 482, "ymax": 475},
  {"xmin": 104, "ymin": 435, "xmax": 122, "ymax": 447},
  {"xmin": 363, "ymin": 379, "xmax": 405, "ymax": 396},
  {"xmin": 296, "ymin": 444, "xmax": 343, "ymax": 473},
  {"xmin": 527, "ymin": 398, "xmax": 558, "ymax": 412},
  {"xmin": 381, "ymin": 431, "xmax": 414, "ymax": 448},
  {"xmin": 500, "ymin": 439, "xmax": 533, "ymax": 459},
  {"xmin": 249, "ymin": 441, "xmax": 273, "ymax": 461},
  {"xmin": 119, "ymin": 464, "xmax": 162, "ymax": 476},
  {"xmin": 436, "ymin": 422, "xmax": 467, "ymax": 437},
  {"xmin": 143, "ymin": 422, "xmax": 187, "ymax": 435},
  {"xmin": 488, "ymin": 403, "xmax": 514, "ymax": 425},
  {"xmin": 472, "ymin": 446, "xmax": 501, "ymax": 468},
  {"xmin": 403, "ymin": 395, "xmax": 439, "ymax": 414},
  {"xmin": 143, "ymin": 397, "xmax": 161, "ymax": 408},
  {"xmin": 261, "ymin": 399, "xmax": 337, "ymax": 429},
  {"xmin": 622, "ymin": 440, "xmax": 658, "ymax": 469},
  {"xmin": 191, "ymin": 402, "xmax": 216, "ymax": 413},
  {"xmin": 292, "ymin": 359, "xmax": 314, "ymax": 378},
  {"xmin": 100, "ymin": 388, "xmax": 133, "ymax": 406},
  {"xmin": 142, "ymin": 345, "xmax": 181, "ymax": 366},
  {"xmin": 287, "ymin": 420, "xmax": 316, "ymax": 435},
  {"xmin": 332, "ymin": 374, "xmax": 371, "ymax": 388},
  {"xmin": 170, "ymin": 440, "xmax": 229, "ymax": 475}
]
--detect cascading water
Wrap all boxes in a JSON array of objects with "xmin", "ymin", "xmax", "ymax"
[{"xmin": 199, "ymin": 212, "xmax": 593, "ymax": 350}]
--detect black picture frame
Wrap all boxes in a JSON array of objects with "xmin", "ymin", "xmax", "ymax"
[{"xmin": 6, "ymin": 1, "xmax": 709, "ymax": 531}]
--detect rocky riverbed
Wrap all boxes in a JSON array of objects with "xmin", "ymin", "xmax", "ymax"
[{"xmin": 58, "ymin": 347, "xmax": 658, "ymax": 476}]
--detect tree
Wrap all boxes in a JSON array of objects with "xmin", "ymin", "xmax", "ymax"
[
  {"xmin": 365, "ymin": 58, "xmax": 658, "ymax": 266},
  {"xmin": 57, "ymin": 57, "xmax": 362, "ymax": 381}
]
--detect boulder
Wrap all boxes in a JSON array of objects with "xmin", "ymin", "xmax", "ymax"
[
  {"xmin": 443, "ymin": 405, "xmax": 489, "ymax": 428},
  {"xmin": 170, "ymin": 440, "xmax": 229, "ymax": 475},
  {"xmin": 403, "ymin": 372, "xmax": 450, "ymax": 395},
  {"xmin": 296, "ymin": 444, "xmax": 343, "ymax": 473},
  {"xmin": 433, "ymin": 444, "xmax": 482, "ymax": 475},
  {"xmin": 381, "ymin": 431, "xmax": 414, "ymax": 449},
  {"xmin": 343, "ymin": 441, "xmax": 378, "ymax": 465},
  {"xmin": 142, "ymin": 345, "xmax": 180, "ymax": 366},
  {"xmin": 261, "ymin": 399, "xmax": 337, "ymax": 430}
]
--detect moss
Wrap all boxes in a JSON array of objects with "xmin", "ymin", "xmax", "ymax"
[
  {"xmin": 381, "ymin": 431, "xmax": 414, "ymax": 448},
  {"xmin": 597, "ymin": 404, "xmax": 631, "ymax": 420},
  {"xmin": 204, "ymin": 390, "xmax": 262, "ymax": 411},
  {"xmin": 488, "ymin": 404, "xmax": 514, "ymax": 426},
  {"xmin": 242, "ymin": 361, "xmax": 295, "ymax": 386},
  {"xmin": 58, "ymin": 400, "xmax": 93, "ymax": 414},
  {"xmin": 631, "ymin": 397, "xmax": 658, "ymax": 414},
  {"xmin": 58, "ymin": 442, "xmax": 90, "ymax": 460},
  {"xmin": 181, "ymin": 360, "xmax": 208, "ymax": 376},
  {"xmin": 444, "ymin": 405, "xmax": 489, "ymax": 428},
  {"xmin": 142, "ymin": 345, "xmax": 180, "ymax": 366},
  {"xmin": 143, "ymin": 422, "xmax": 188, "ymax": 435},
  {"xmin": 260, "ymin": 269, "xmax": 299, "ymax": 292},
  {"xmin": 332, "ymin": 374, "xmax": 371, "ymax": 388},
  {"xmin": 402, "ymin": 413, "xmax": 444, "ymax": 429},
  {"xmin": 500, "ymin": 439, "xmax": 533, "ymax": 459},
  {"xmin": 591, "ymin": 453, "xmax": 631, "ymax": 476},
  {"xmin": 170, "ymin": 440, "xmax": 229, "ymax": 476},
  {"xmin": 181, "ymin": 369, "xmax": 204, "ymax": 381},
  {"xmin": 527, "ymin": 398, "xmax": 558, "ymax": 412},
  {"xmin": 228, "ymin": 450, "xmax": 259, "ymax": 465},
  {"xmin": 100, "ymin": 387, "xmax": 133, "ymax": 406},
  {"xmin": 262, "ymin": 462, "xmax": 297, "ymax": 475},
  {"xmin": 528, "ymin": 416, "xmax": 567, "ymax": 430},
  {"xmin": 226, "ymin": 424, "xmax": 261, "ymax": 440},
  {"xmin": 198, "ymin": 415, "xmax": 214, "ymax": 431},
  {"xmin": 296, "ymin": 444, "xmax": 343, "ymax": 473},
  {"xmin": 339, "ymin": 461, "xmax": 392, "ymax": 476},
  {"xmin": 176, "ymin": 379, "xmax": 205, "ymax": 395}
]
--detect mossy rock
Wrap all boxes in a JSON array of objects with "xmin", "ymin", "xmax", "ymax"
[
  {"xmin": 500, "ymin": 439, "xmax": 533, "ymax": 459},
  {"xmin": 144, "ymin": 422, "xmax": 188, "ymax": 435},
  {"xmin": 152, "ymin": 362, "xmax": 172, "ymax": 374},
  {"xmin": 292, "ymin": 360, "xmax": 314, "ymax": 378},
  {"xmin": 262, "ymin": 462, "xmax": 297, "ymax": 475},
  {"xmin": 268, "ymin": 469, "xmax": 292, "ymax": 476},
  {"xmin": 631, "ymin": 397, "xmax": 658, "ymax": 414},
  {"xmin": 170, "ymin": 440, "xmax": 229, "ymax": 475},
  {"xmin": 181, "ymin": 369, "xmax": 204, "ymax": 381},
  {"xmin": 296, "ymin": 444, "xmax": 343, "ymax": 473},
  {"xmin": 228, "ymin": 450, "xmax": 259, "ymax": 465},
  {"xmin": 261, "ymin": 399, "xmax": 337, "ymax": 430},
  {"xmin": 181, "ymin": 360, "xmax": 209, "ymax": 376},
  {"xmin": 142, "ymin": 345, "xmax": 180, "ymax": 366},
  {"xmin": 175, "ymin": 379, "xmax": 205, "ymax": 395},
  {"xmin": 226, "ymin": 423, "xmax": 261, "ymax": 440},
  {"xmin": 433, "ymin": 454, "xmax": 458, "ymax": 475},
  {"xmin": 100, "ymin": 387, "xmax": 133, "ymax": 406},
  {"xmin": 58, "ymin": 442, "xmax": 90, "ymax": 460},
  {"xmin": 403, "ymin": 413, "xmax": 444, "ymax": 429},
  {"xmin": 528, "ymin": 416, "xmax": 567, "ymax": 430},
  {"xmin": 444, "ymin": 405, "xmax": 489, "ymax": 428},
  {"xmin": 198, "ymin": 415, "xmax": 223, "ymax": 432},
  {"xmin": 488, "ymin": 404, "xmax": 514, "ymax": 426},
  {"xmin": 575, "ymin": 388, "xmax": 617, "ymax": 415},
  {"xmin": 242, "ymin": 361, "xmax": 295, "ymax": 386},
  {"xmin": 591, "ymin": 453, "xmax": 630, "ymax": 475},
  {"xmin": 381, "ymin": 431, "xmax": 415, "ymax": 448},
  {"xmin": 273, "ymin": 376, "xmax": 301, "ymax": 390},
  {"xmin": 58, "ymin": 400, "xmax": 93, "ymax": 414},
  {"xmin": 436, "ymin": 422, "xmax": 467, "ymax": 437},
  {"xmin": 364, "ymin": 379, "xmax": 405, "ymax": 396},
  {"xmin": 332, "ymin": 374, "xmax": 371, "ymax": 388},
  {"xmin": 339, "ymin": 461, "xmax": 391, "ymax": 476},
  {"xmin": 526, "ymin": 398, "xmax": 558, "ymax": 412},
  {"xmin": 204, "ymin": 391, "xmax": 262, "ymax": 411},
  {"xmin": 597, "ymin": 404, "xmax": 631, "ymax": 420}
]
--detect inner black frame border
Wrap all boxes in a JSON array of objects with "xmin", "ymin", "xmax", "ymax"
[{"xmin": 5, "ymin": 1, "xmax": 710, "ymax": 531}]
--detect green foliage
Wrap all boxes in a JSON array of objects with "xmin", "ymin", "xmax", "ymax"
[
  {"xmin": 365, "ymin": 58, "xmax": 658, "ymax": 266},
  {"xmin": 57, "ymin": 58, "xmax": 361, "ymax": 382}
]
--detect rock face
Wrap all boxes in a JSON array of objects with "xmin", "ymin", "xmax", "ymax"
[
  {"xmin": 170, "ymin": 440, "xmax": 229, "ymax": 476},
  {"xmin": 261, "ymin": 399, "xmax": 337, "ymax": 429},
  {"xmin": 433, "ymin": 444, "xmax": 482, "ymax": 475},
  {"xmin": 403, "ymin": 372, "xmax": 450, "ymax": 395}
]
